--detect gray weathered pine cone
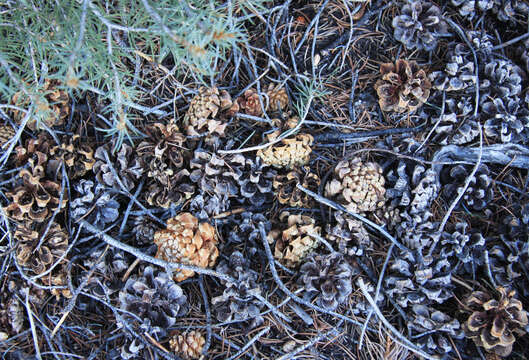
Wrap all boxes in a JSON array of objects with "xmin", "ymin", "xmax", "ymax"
[
  {"xmin": 394, "ymin": 213, "xmax": 439, "ymax": 250},
  {"xmin": 130, "ymin": 215, "xmax": 159, "ymax": 245},
  {"xmin": 227, "ymin": 212, "xmax": 271, "ymax": 247},
  {"xmin": 492, "ymin": 0, "xmax": 529, "ymax": 21},
  {"xmin": 189, "ymin": 150, "xmax": 239, "ymax": 198},
  {"xmin": 408, "ymin": 304, "xmax": 464, "ymax": 355},
  {"xmin": 392, "ymin": 0, "xmax": 449, "ymax": 52},
  {"xmin": 0, "ymin": 280, "xmax": 25, "ymax": 340},
  {"xmin": 70, "ymin": 179, "xmax": 120, "ymax": 229},
  {"xmin": 93, "ymin": 141, "xmax": 143, "ymax": 192},
  {"xmin": 429, "ymin": 96, "xmax": 479, "ymax": 145},
  {"xmin": 299, "ymin": 252, "xmax": 355, "ymax": 311},
  {"xmin": 480, "ymin": 59, "xmax": 523, "ymax": 101},
  {"xmin": 228, "ymin": 154, "xmax": 276, "ymax": 207},
  {"xmin": 118, "ymin": 266, "xmax": 188, "ymax": 331},
  {"xmin": 482, "ymin": 98, "xmax": 529, "ymax": 144},
  {"xmin": 189, "ymin": 191, "xmax": 230, "ymax": 220},
  {"xmin": 385, "ymin": 249, "xmax": 453, "ymax": 307},
  {"xmin": 325, "ymin": 211, "xmax": 371, "ymax": 256},
  {"xmin": 440, "ymin": 163, "xmax": 494, "ymax": 211},
  {"xmin": 350, "ymin": 280, "xmax": 385, "ymax": 316},
  {"xmin": 212, "ymin": 251, "xmax": 264, "ymax": 329},
  {"xmin": 451, "ymin": 0, "xmax": 493, "ymax": 17},
  {"xmin": 439, "ymin": 223, "xmax": 486, "ymax": 277},
  {"xmin": 429, "ymin": 45, "xmax": 476, "ymax": 92}
]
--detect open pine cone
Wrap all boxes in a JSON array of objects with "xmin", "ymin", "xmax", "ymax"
[
  {"xmin": 257, "ymin": 133, "xmax": 313, "ymax": 169},
  {"xmin": 154, "ymin": 213, "xmax": 219, "ymax": 281},
  {"xmin": 273, "ymin": 166, "xmax": 320, "ymax": 207},
  {"xmin": 325, "ymin": 157, "xmax": 386, "ymax": 214},
  {"xmin": 169, "ymin": 331, "xmax": 205, "ymax": 360},
  {"xmin": 299, "ymin": 252, "xmax": 354, "ymax": 311},
  {"xmin": 93, "ymin": 141, "xmax": 143, "ymax": 191},
  {"xmin": 183, "ymin": 87, "xmax": 234, "ymax": 136},
  {"xmin": 440, "ymin": 163, "xmax": 493, "ymax": 211},
  {"xmin": 326, "ymin": 211, "xmax": 371, "ymax": 256},
  {"xmin": 70, "ymin": 180, "xmax": 120, "ymax": 229},
  {"xmin": 464, "ymin": 287, "xmax": 528, "ymax": 356},
  {"xmin": 48, "ymin": 134, "xmax": 95, "ymax": 179},
  {"xmin": 374, "ymin": 59, "xmax": 431, "ymax": 113},
  {"xmin": 13, "ymin": 132, "xmax": 52, "ymax": 167},
  {"xmin": 11, "ymin": 79, "xmax": 69, "ymax": 130},
  {"xmin": 271, "ymin": 212, "xmax": 321, "ymax": 268},
  {"xmin": 0, "ymin": 125, "xmax": 15, "ymax": 148}
]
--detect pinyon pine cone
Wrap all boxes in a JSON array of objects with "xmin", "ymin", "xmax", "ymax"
[
  {"xmin": 392, "ymin": 0, "xmax": 448, "ymax": 52},
  {"xmin": 183, "ymin": 87, "xmax": 234, "ymax": 136},
  {"xmin": 70, "ymin": 180, "xmax": 120, "ymax": 230},
  {"xmin": 93, "ymin": 141, "xmax": 143, "ymax": 191},
  {"xmin": 11, "ymin": 79, "xmax": 70, "ymax": 130},
  {"xmin": 429, "ymin": 44, "xmax": 476, "ymax": 92},
  {"xmin": 464, "ymin": 287, "xmax": 528, "ymax": 356},
  {"xmin": 212, "ymin": 251, "xmax": 264, "ymax": 329},
  {"xmin": 0, "ymin": 125, "xmax": 15, "ymax": 148},
  {"xmin": 374, "ymin": 59, "xmax": 431, "ymax": 113},
  {"xmin": 257, "ymin": 133, "xmax": 313, "ymax": 169},
  {"xmin": 170, "ymin": 331, "xmax": 205, "ymax": 360},
  {"xmin": 325, "ymin": 157, "xmax": 386, "ymax": 213},
  {"xmin": 273, "ymin": 166, "xmax": 320, "ymax": 207},
  {"xmin": 482, "ymin": 98, "xmax": 529, "ymax": 144},
  {"xmin": 441, "ymin": 163, "xmax": 493, "ymax": 211},
  {"xmin": 237, "ymin": 88, "xmax": 263, "ymax": 116},
  {"xmin": 299, "ymin": 252, "xmax": 354, "ymax": 311},
  {"xmin": 326, "ymin": 211, "xmax": 371, "ymax": 256},
  {"xmin": 451, "ymin": 0, "xmax": 493, "ymax": 18},
  {"xmin": 154, "ymin": 213, "xmax": 219, "ymax": 281},
  {"xmin": 48, "ymin": 134, "xmax": 95, "ymax": 179},
  {"xmin": 271, "ymin": 212, "xmax": 321, "ymax": 268},
  {"xmin": 13, "ymin": 132, "xmax": 52, "ymax": 167},
  {"xmin": 481, "ymin": 59, "xmax": 523, "ymax": 101},
  {"xmin": 266, "ymin": 84, "xmax": 289, "ymax": 112},
  {"xmin": 429, "ymin": 95, "xmax": 479, "ymax": 145}
]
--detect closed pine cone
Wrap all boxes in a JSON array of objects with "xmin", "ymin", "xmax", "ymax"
[
  {"xmin": 169, "ymin": 331, "xmax": 205, "ymax": 359},
  {"xmin": 0, "ymin": 125, "xmax": 15, "ymax": 148},
  {"xmin": 273, "ymin": 166, "xmax": 320, "ymax": 207},
  {"xmin": 374, "ymin": 59, "xmax": 431, "ymax": 113},
  {"xmin": 154, "ymin": 213, "xmax": 219, "ymax": 281},
  {"xmin": 11, "ymin": 79, "xmax": 70, "ymax": 130},
  {"xmin": 183, "ymin": 87, "xmax": 234, "ymax": 136},
  {"xmin": 48, "ymin": 134, "xmax": 95, "ymax": 179},
  {"xmin": 266, "ymin": 84, "xmax": 289, "ymax": 112},
  {"xmin": 257, "ymin": 133, "xmax": 313, "ymax": 169},
  {"xmin": 325, "ymin": 157, "xmax": 386, "ymax": 213},
  {"xmin": 464, "ymin": 287, "xmax": 528, "ymax": 357},
  {"xmin": 238, "ymin": 88, "xmax": 263, "ymax": 116},
  {"xmin": 271, "ymin": 212, "xmax": 321, "ymax": 268}
]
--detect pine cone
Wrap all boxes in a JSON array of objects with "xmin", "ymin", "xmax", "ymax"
[
  {"xmin": 189, "ymin": 191, "xmax": 230, "ymax": 221},
  {"xmin": 256, "ymin": 133, "xmax": 313, "ymax": 169},
  {"xmin": 394, "ymin": 214, "xmax": 438, "ymax": 250},
  {"xmin": 70, "ymin": 180, "xmax": 120, "ymax": 229},
  {"xmin": 4, "ymin": 157, "xmax": 66, "ymax": 222},
  {"xmin": 385, "ymin": 249, "xmax": 453, "ymax": 307},
  {"xmin": 429, "ymin": 95, "xmax": 479, "ymax": 145},
  {"xmin": 15, "ymin": 222, "xmax": 68, "ymax": 275},
  {"xmin": 451, "ymin": 0, "xmax": 493, "ymax": 18},
  {"xmin": 273, "ymin": 166, "xmax": 320, "ymax": 207},
  {"xmin": 11, "ymin": 79, "xmax": 69, "ymax": 130},
  {"xmin": 154, "ymin": 213, "xmax": 219, "ymax": 281},
  {"xmin": 13, "ymin": 132, "xmax": 52, "ymax": 167},
  {"xmin": 429, "ymin": 45, "xmax": 477, "ymax": 92},
  {"xmin": 439, "ymin": 223, "xmax": 486, "ymax": 277},
  {"xmin": 48, "ymin": 134, "xmax": 95, "ymax": 179},
  {"xmin": 464, "ymin": 287, "xmax": 528, "ymax": 357},
  {"xmin": 119, "ymin": 266, "xmax": 188, "ymax": 330},
  {"xmin": 392, "ymin": 0, "xmax": 448, "ymax": 52},
  {"xmin": 212, "ymin": 251, "xmax": 264, "ymax": 329},
  {"xmin": 137, "ymin": 122, "xmax": 194, "ymax": 208},
  {"xmin": 266, "ymin": 84, "xmax": 289, "ymax": 112},
  {"xmin": 271, "ymin": 212, "xmax": 321, "ymax": 268},
  {"xmin": 325, "ymin": 157, "xmax": 386, "ymax": 213},
  {"xmin": 237, "ymin": 88, "xmax": 263, "ymax": 116},
  {"xmin": 299, "ymin": 252, "xmax": 354, "ymax": 310},
  {"xmin": 482, "ymin": 98, "xmax": 529, "ymax": 144},
  {"xmin": 374, "ymin": 59, "xmax": 431, "ymax": 113},
  {"xmin": 440, "ymin": 163, "xmax": 493, "ymax": 211},
  {"xmin": 227, "ymin": 212, "xmax": 271, "ymax": 246},
  {"xmin": 408, "ymin": 304, "xmax": 464, "ymax": 355},
  {"xmin": 183, "ymin": 87, "xmax": 233, "ymax": 136},
  {"xmin": 169, "ymin": 331, "xmax": 205, "ymax": 360},
  {"xmin": 0, "ymin": 125, "xmax": 15, "ymax": 148},
  {"xmin": 93, "ymin": 141, "xmax": 143, "ymax": 191},
  {"xmin": 0, "ymin": 281, "xmax": 25, "ymax": 339},
  {"xmin": 492, "ymin": 0, "xmax": 529, "ymax": 21},
  {"xmin": 481, "ymin": 59, "xmax": 523, "ymax": 101},
  {"xmin": 325, "ymin": 211, "xmax": 371, "ymax": 256},
  {"xmin": 350, "ymin": 280, "xmax": 385, "ymax": 316},
  {"xmin": 131, "ymin": 215, "xmax": 159, "ymax": 245}
]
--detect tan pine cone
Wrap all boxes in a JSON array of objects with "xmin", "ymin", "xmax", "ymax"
[
  {"xmin": 48, "ymin": 134, "xmax": 95, "ymax": 179},
  {"xmin": 169, "ymin": 331, "xmax": 205, "ymax": 359},
  {"xmin": 0, "ymin": 125, "xmax": 15, "ymax": 148},
  {"xmin": 183, "ymin": 87, "xmax": 233, "ymax": 136},
  {"xmin": 237, "ymin": 88, "xmax": 263, "ymax": 116},
  {"xmin": 464, "ymin": 287, "xmax": 528, "ymax": 357},
  {"xmin": 14, "ymin": 132, "xmax": 52, "ymax": 166},
  {"xmin": 4, "ymin": 156, "xmax": 67, "ymax": 222},
  {"xmin": 273, "ymin": 166, "xmax": 320, "ymax": 207},
  {"xmin": 271, "ymin": 212, "xmax": 321, "ymax": 268},
  {"xmin": 374, "ymin": 59, "xmax": 431, "ymax": 113},
  {"xmin": 11, "ymin": 79, "xmax": 70, "ymax": 130},
  {"xmin": 257, "ymin": 133, "xmax": 313, "ymax": 169},
  {"xmin": 154, "ymin": 213, "xmax": 219, "ymax": 281},
  {"xmin": 266, "ymin": 84, "xmax": 289, "ymax": 112},
  {"xmin": 325, "ymin": 157, "xmax": 386, "ymax": 213}
]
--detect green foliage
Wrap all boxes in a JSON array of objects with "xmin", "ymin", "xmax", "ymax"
[{"xmin": 0, "ymin": 0, "xmax": 268, "ymax": 150}]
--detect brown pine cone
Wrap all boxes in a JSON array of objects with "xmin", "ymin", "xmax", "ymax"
[
  {"xmin": 154, "ymin": 213, "xmax": 219, "ymax": 281},
  {"xmin": 273, "ymin": 166, "xmax": 320, "ymax": 207},
  {"xmin": 238, "ymin": 88, "xmax": 263, "ymax": 116},
  {"xmin": 257, "ymin": 133, "xmax": 313, "ymax": 169},
  {"xmin": 48, "ymin": 134, "xmax": 95, "ymax": 179},
  {"xmin": 4, "ymin": 156, "xmax": 67, "ymax": 222},
  {"xmin": 325, "ymin": 157, "xmax": 386, "ymax": 213},
  {"xmin": 0, "ymin": 125, "xmax": 15, "ymax": 148},
  {"xmin": 464, "ymin": 287, "xmax": 528, "ymax": 357},
  {"xmin": 183, "ymin": 87, "xmax": 233, "ymax": 136},
  {"xmin": 271, "ymin": 212, "xmax": 321, "ymax": 268},
  {"xmin": 374, "ymin": 59, "xmax": 431, "ymax": 113},
  {"xmin": 169, "ymin": 331, "xmax": 205, "ymax": 359},
  {"xmin": 13, "ymin": 132, "xmax": 52, "ymax": 167},
  {"xmin": 11, "ymin": 79, "xmax": 70, "ymax": 130},
  {"xmin": 266, "ymin": 84, "xmax": 289, "ymax": 112}
]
